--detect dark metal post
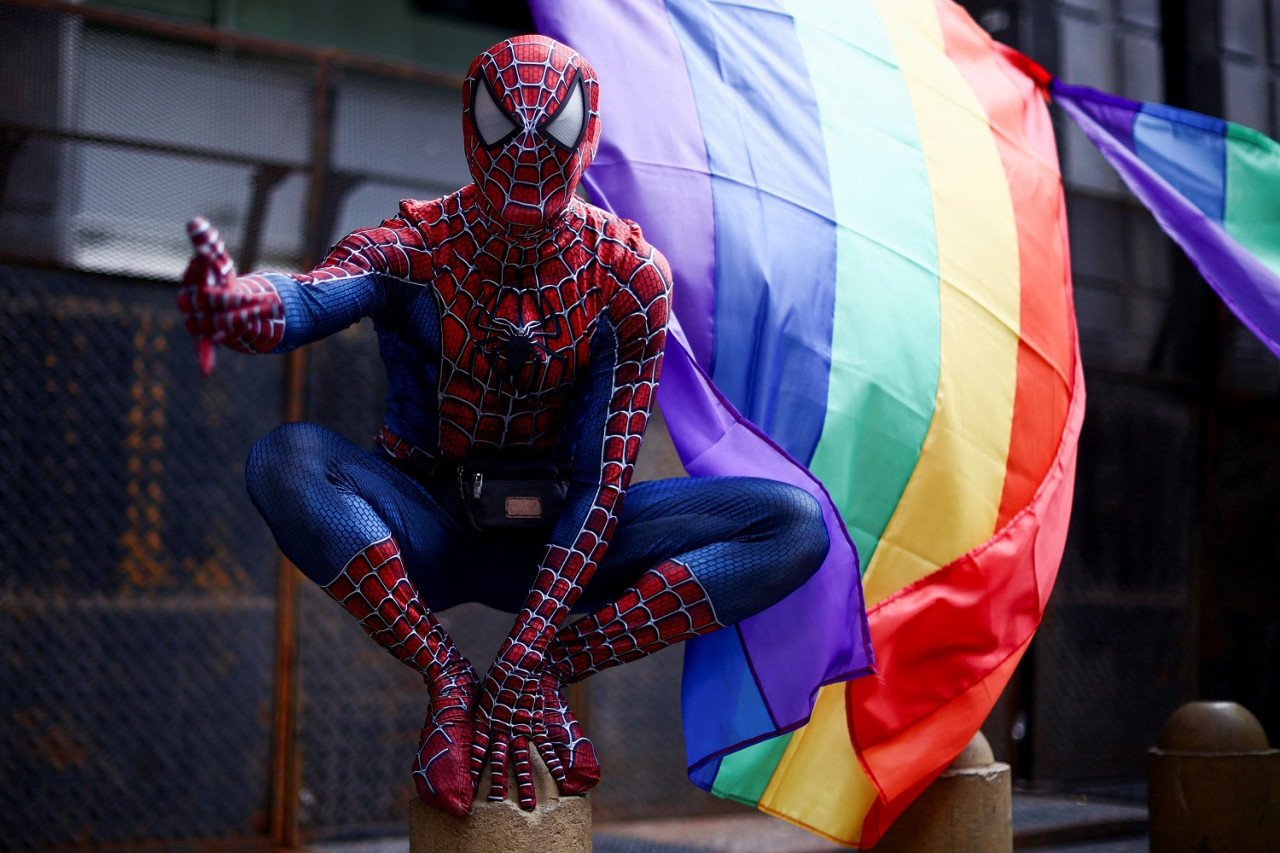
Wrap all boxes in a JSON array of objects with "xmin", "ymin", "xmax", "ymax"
[
  {"xmin": 1159, "ymin": 0, "xmax": 1225, "ymax": 706},
  {"xmin": 239, "ymin": 164, "xmax": 290, "ymax": 272},
  {"xmin": 269, "ymin": 52, "xmax": 335, "ymax": 851}
]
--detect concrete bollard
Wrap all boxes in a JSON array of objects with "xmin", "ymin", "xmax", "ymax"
[
  {"xmin": 409, "ymin": 755, "xmax": 591, "ymax": 853},
  {"xmin": 872, "ymin": 731, "xmax": 1012, "ymax": 852},
  {"xmin": 1147, "ymin": 700, "xmax": 1280, "ymax": 853}
]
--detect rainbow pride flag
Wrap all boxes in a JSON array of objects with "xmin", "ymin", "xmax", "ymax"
[
  {"xmin": 1051, "ymin": 79, "xmax": 1280, "ymax": 358},
  {"xmin": 531, "ymin": 0, "xmax": 1082, "ymax": 846}
]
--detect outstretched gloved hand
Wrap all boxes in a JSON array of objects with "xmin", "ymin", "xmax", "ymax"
[{"xmin": 179, "ymin": 217, "xmax": 284, "ymax": 374}]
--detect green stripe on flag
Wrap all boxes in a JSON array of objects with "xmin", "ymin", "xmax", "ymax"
[
  {"xmin": 711, "ymin": 732, "xmax": 794, "ymax": 803},
  {"xmin": 1225, "ymin": 121, "xmax": 1280, "ymax": 277},
  {"xmin": 791, "ymin": 0, "xmax": 942, "ymax": 570}
]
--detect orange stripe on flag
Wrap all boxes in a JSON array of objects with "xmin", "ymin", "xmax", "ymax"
[{"xmin": 933, "ymin": 0, "xmax": 1074, "ymax": 529}]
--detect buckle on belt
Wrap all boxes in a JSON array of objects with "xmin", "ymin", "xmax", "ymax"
[{"xmin": 457, "ymin": 467, "xmax": 483, "ymax": 499}]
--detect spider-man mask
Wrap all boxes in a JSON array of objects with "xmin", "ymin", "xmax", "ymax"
[{"xmin": 463, "ymin": 36, "xmax": 602, "ymax": 229}]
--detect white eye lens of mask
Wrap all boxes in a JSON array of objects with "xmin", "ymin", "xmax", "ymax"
[
  {"xmin": 473, "ymin": 81, "xmax": 517, "ymax": 147},
  {"xmin": 542, "ymin": 80, "xmax": 585, "ymax": 150}
]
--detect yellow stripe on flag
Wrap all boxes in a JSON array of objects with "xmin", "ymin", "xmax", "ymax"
[
  {"xmin": 756, "ymin": 683, "xmax": 878, "ymax": 847},
  {"xmin": 862, "ymin": 0, "xmax": 1022, "ymax": 607}
]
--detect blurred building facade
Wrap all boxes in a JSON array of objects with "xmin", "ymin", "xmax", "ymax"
[
  {"xmin": 958, "ymin": 0, "xmax": 1280, "ymax": 798},
  {"xmin": 1, "ymin": 0, "xmax": 1278, "ymax": 849}
]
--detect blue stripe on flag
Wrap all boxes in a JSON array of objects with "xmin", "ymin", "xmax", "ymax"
[
  {"xmin": 1134, "ymin": 103, "xmax": 1228, "ymax": 222},
  {"xmin": 681, "ymin": 624, "xmax": 776, "ymax": 770},
  {"xmin": 688, "ymin": 756, "xmax": 721, "ymax": 791},
  {"xmin": 665, "ymin": 0, "xmax": 837, "ymax": 464}
]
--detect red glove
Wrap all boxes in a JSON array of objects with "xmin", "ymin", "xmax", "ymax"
[
  {"xmin": 470, "ymin": 646, "xmax": 546, "ymax": 809},
  {"xmin": 538, "ymin": 670, "xmax": 599, "ymax": 794},
  {"xmin": 178, "ymin": 217, "xmax": 284, "ymax": 374}
]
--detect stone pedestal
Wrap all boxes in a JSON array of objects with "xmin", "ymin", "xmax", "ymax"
[
  {"xmin": 873, "ymin": 732, "xmax": 1012, "ymax": 852},
  {"xmin": 409, "ymin": 755, "xmax": 591, "ymax": 853},
  {"xmin": 1148, "ymin": 701, "xmax": 1280, "ymax": 853}
]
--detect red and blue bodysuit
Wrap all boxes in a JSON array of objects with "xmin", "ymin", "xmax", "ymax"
[{"xmin": 180, "ymin": 36, "xmax": 829, "ymax": 817}]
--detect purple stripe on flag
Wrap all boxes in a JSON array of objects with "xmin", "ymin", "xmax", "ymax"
[
  {"xmin": 1054, "ymin": 80, "xmax": 1280, "ymax": 358},
  {"xmin": 1051, "ymin": 80, "xmax": 1140, "ymax": 150},
  {"xmin": 661, "ymin": 315, "xmax": 874, "ymax": 727},
  {"xmin": 530, "ymin": 0, "xmax": 718, "ymax": 366}
]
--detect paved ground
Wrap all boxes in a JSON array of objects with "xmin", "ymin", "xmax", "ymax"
[
  {"xmin": 309, "ymin": 792, "xmax": 1150, "ymax": 852},
  {"xmin": 1011, "ymin": 793, "xmax": 1148, "ymax": 851},
  {"xmin": 594, "ymin": 812, "xmax": 845, "ymax": 852},
  {"xmin": 592, "ymin": 794, "xmax": 1149, "ymax": 852}
]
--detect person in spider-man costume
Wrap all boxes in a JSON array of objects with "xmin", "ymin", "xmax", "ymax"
[{"xmin": 179, "ymin": 35, "xmax": 829, "ymax": 817}]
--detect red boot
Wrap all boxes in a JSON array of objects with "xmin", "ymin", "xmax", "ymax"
[
  {"xmin": 324, "ymin": 536, "xmax": 476, "ymax": 816},
  {"xmin": 542, "ymin": 559, "xmax": 724, "ymax": 793}
]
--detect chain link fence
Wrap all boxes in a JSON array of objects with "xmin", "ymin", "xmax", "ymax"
[{"xmin": 1, "ymin": 261, "xmax": 284, "ymax": 848}]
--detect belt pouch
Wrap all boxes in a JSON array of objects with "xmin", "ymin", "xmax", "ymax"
[{"xmin": 457, "ymin": 454, "xmax": 567, "ymax": 536}]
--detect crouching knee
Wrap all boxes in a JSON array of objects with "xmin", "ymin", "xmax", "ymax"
[
  {"xmin": 766, "ymin": 483, "xmax": 830, "ymax": 591},
  {"xmin": 244, "ymin": 421, "xmax": 335, "ymax": 515},
  {"xmin": 700, "ymin": 481, "xmax": 831, "ymax": 625}
]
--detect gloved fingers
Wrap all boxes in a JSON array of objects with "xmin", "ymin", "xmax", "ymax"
[
  {"xmin": 220, "ymin": 302, "xmax": 272, "ymax": 329},
  {"xmin": 179, "ymin": 255, "xmax": 209, "ymax": 304},
  {"xmin": 197, "ymin": 337, "xmax": 216, "ymax": 377},
  {"xmin": 187, "ymin": 217, "xmax": 235, "ymax": 282},
  {"xmin": 182, "ymin": 313, "xmax": 218, "ymax": 338},
  {"xmin": 511, "ymin": 738, "xmax": 536, "ymax": 811},
  {"xmin": 181, "ymin": 284, "xmax": 260, "ymax": 316},
  {"xmin": 469, "ymin": 724, "xmax": 490, "ymax": 788},
  {"xmin": 486, "ymin": 734, "xmax": 510, "ymax": 802},
  {"xmin": 183, "ymin": 311, "xmax": 273, "ymax": 343},
  {"xmin": 534, "ymin": 734, "xmax": 567, "ymax": 786}
]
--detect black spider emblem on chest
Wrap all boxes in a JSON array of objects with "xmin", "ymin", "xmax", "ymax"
[{"xmin": 472, "ymin": 306, "xmax": 571, "ymax": 397}]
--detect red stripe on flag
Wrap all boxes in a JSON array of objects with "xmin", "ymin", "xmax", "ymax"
[{"xmin": 850, "ymin": 350, "xmax": 1082, "ymax": 845}]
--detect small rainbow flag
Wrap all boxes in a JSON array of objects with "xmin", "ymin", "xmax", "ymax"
[
  {"xmin": 1051, "ymin": 80, "xmax": 1280, "ymax": 358},
  {"xmin": 531, "ymin": 0, "xmax": 1082, "ymax": 846}
]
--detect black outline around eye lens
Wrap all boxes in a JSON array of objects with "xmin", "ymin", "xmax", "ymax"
[
  {"xmin": 539, "ymin": 75, "xmax": 587, "ymax": 152},
  {"xmin": 471, "ymin": 75, "xmax": 519, "ymax": 149}
]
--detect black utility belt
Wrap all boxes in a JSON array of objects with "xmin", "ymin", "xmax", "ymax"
[{"xmin": 394, "ymin": 453, "xmax": 567, "ymax": 536}]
